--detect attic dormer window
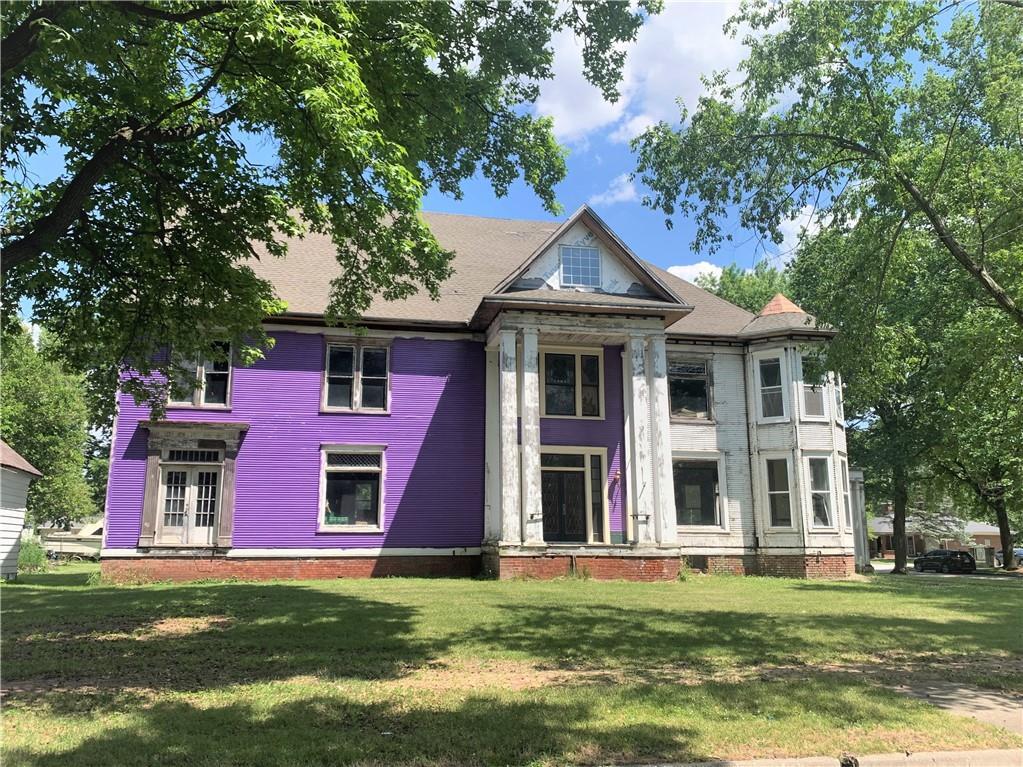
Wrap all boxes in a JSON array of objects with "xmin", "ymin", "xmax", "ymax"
[{"xmin": 560, "ymin": 245, "xmax": 601, "ymax": 288}]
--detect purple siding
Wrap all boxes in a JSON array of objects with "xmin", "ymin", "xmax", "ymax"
[
  {"xmin": 539, "ymin": 347, "xmax": 627, "ymax": 535},
  {"xmin": 105, "ymin": 333, "xmax": 485, "ymax": 549}
]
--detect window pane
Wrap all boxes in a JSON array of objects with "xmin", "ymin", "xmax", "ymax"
[
  {"xmin": 545, "ymin": 385, "xmax": 576, "ymax": 416},
  {"xmin": 561, "ymin": 246, "xmax": 601, "ymax": 287},
  {"xmin": 328, "ymin": 346, "xmax": 354, "ymax": 376},
  {"xmin": 325, "ymin": 472, "xmax": 380, "ymax": 526},
  {"xmin": 812, "ymin": 492, "xmax": 831, "ymax": 526},
  {"xmin": 169, "ymin": 360, "xmax": 197, "ymax": 404},
  {"xmin": 670, "ymin": 377, "xmax": 709, "ymax": 419},
  {"xmin": 163, "ymin": 471, "xmax": 187, "ymax": 527},
  {"xmin": 673, "ymin": 461, "xmax": 718, "ymax": 525},
  {"xmin": 194, "ymin": 471, "xmax": 218, "ymax": 527},
  {"xmin": 759, "ymin": 358, "xmax": 781, "ymax": 388},
  {"xmin": 761, "ymin": 389, "xmax": 784, "ymax": 418},
  {"xmin": 545, "ymin": 354, "xmax": 575, "ymax": 386},
  {"xmin": 581, "ymin": 385, "xmax": 600, "ymax": 416},
  {"xmin": 204, "ymin": 372, "xmax": 229, "ymax": 405},
  {"xmin": 361, "ymin": 379, "xmax": 387, "ymax": 410},
  {"xmin": 207, "ymin": 342, "xmax": 231, "ymax": 373},
  {"xmin": 765, "ymin": 459, "xmax": 789, "ymax": 492},
  {"xmin": 580, "ymin": 355, "xmax": 600, "ymax": 386},
  {"xmin": 590, "ymin": 454, "xmax": 603, "ymax": 541},
  {"xmin": 541, "ymin": 453, "xmax": 585, "ymax": 468},
  {"xmin": 770, "ymin": 494, "xmax": 792, "ymax": 527},
  {"xmin": 327, "ymin": 378, "xmax": 353, "ymax": 408},
  {"xmin": 808, "ymin": 458, "xmax": 830, "ymax": 491},
  {"xmin": 803, "ymin": 385, "xmax": 825, "ymax": 417},
  {"xmin": 362, "ymin": 348, "xmax": 387, "ymax": 378}
]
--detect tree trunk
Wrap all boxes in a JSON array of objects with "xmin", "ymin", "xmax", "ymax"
[
  {"xmin": 994, "ymin": 498, "xmax": 1016, "ymax": 571},
  {"xmin": 892, "ymin": 464, "xmax": 909, "ymax": 575}
]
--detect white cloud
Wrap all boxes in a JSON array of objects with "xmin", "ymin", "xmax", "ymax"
[
  {"xmin": 535, "ymin": 2, "xmax": 746, "ymax": 145},
  {"xmin": 668, "ymin": 261, "xmax": 723, "ymax": 283},
  {"xmin": 777, "ymin": 204, "xmax": 824, "ymax": 254},
  {"xmin": 588, "ymin": 173, "xmax": 638, "ymax": 207}
]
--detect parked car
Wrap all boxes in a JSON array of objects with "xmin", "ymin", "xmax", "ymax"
[
  {"xmin": 994, "ymin": 548, "xmax": 1023, "ymax": 567},
  {"xmin": 914, "ymin": 549, "xmax": 976, "ymax": 574}
]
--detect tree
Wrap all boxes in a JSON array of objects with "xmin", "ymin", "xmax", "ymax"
[
  {"xmin": 694, "ymin": 261, "xmax": 789, "ymax": 313},
  {"xmin": 0, "ymin": 324, "xmax": 95, "ymax": 529},
  {"xmin": 634, "ymin": 0, "xmax": 1023, "ymax": 328},
  {"xmin": 905, "ymin": 502, "xmax": 972, "ymax": 547},
  {"xmin": 1, "ymin": 0, "xmax": 660, "ymax": 419}
]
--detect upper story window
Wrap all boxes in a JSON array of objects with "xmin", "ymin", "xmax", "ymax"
[
  {"xmin": 807, "ymin": 456, "xmax": 833, "ymax": 528},
  {"xmin": 801, "ymin": 356, "xmax": 827, "ymax": 420},
  {"xmin": 673, "ymin": 459, "xmax": 721, "ymax": 526},
  {"xmin": 757, "ymin": 356, "xmax": 785, "ymax": 419},
  {"xmin": 321, "ymin": 447, "xmax": 384, "ymax": 530},
  {"xmin": 168, "ymin": 342, "xmax": 231, "ymax": 408},
  {"xmin": 834, "ymin": 374, "xmax": 846, "ymax": 424},
  {"xmin": 323, "ymin": 342, "xmax": 389, "ymax": 412},
  {"xmin": 668, "ymin": 356, "xmax": 712, "ymax": 420},
  {"xmin": 560, "ymin": 245, "xmax": 601, "ymax": 288},
  {"xmin": 541, "ymin": 350, "xmax": 602, "ymax": 418}
]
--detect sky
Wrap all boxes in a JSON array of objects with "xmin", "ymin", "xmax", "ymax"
[{"xmin": 422, "ymin": 0, "xmax": 808, "ymax": 283}]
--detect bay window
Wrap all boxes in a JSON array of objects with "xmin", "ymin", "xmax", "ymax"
[
  {"xmin": 807, "ymin": 457, "xmax": 833, "ymax": 528},
  {"xmin": 765, "ymin": 457, "xmax": 792, "ymax": 528},
  {"xmin": 757, "ymin": 356, "xmax": 785, "ymax": 419},
  {"xmin": 801, "ymin": 355, "xmax": 827, "ymax": 420}
]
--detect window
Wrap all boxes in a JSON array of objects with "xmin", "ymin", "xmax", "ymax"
[
  {"xmin": 840, "ymin": 458, "xmax": 852, "ymax": 528},
  {"xmin": 673, "ymin": 460, "xmax": 720, "ymax": 526},
  {"xmin": 765, "ymin": 458, "xmax": 792, "ymax": 527},
  {"xmin": 321, "ymin": 448, "xmax": 384, "ymax": 529},
  {"xmin": 168, "ymin": 342, "xmax": 232, "ymax": 407},
  {"xmin": 560, "ymin": 245, "xmax": 601, "ymax": 287},
  {"xmin": 834, "ymin": 374, "xmax": 846, "ymax": 423},
  {"xmin": 541, "ymin": 350, "xmax": 602, "ymax": 418},
  {"xmin": 324, "ymin": 342, "xmax": 389, "ymax": 412},
  {"xmin": 758, "ymin": 357, "xmax": 785, "ymax": 419},
  {"xmin": 807, "ymin": 457, "xmax": 833, "ymax": 527},
  {"xmin": 801, "ymin": 356, "xmax": 826, "ymax": 419},
  {"xmin": 668, "ymin": 357, "xmax": 711, "ymax": 420}
]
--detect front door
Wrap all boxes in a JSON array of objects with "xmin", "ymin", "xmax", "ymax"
[
  {"xmin": 542, "ymin": 468, "xmax": 587, "ymax": 542},
  {"xmin": 157, "ymin": 466, "xmax": 220, "ymax": 546}
]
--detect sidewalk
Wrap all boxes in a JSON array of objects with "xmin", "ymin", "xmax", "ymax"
[{"xmin": 629, "ymin": 748, "xmax": 1022, "ymax": 766}]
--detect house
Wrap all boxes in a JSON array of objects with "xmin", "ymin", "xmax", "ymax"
[
  {"xmin": 871, "ymin": 514, "xmax": 1009, "ymax": 559},
  {"xmin": 1, "ymin": 439, "xmax": 42, "ymax": 580},
  {"xmin": 102, "ymin": 206, "xmax": 856, "ymax": 582}
]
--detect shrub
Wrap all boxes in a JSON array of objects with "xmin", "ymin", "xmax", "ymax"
[{"xmin": 17, "ymin": 539, "xmax": 48, "ymax": 573}]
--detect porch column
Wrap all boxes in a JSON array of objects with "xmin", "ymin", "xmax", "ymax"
[
  {"xmin": 627, "ymin": 335, "xmax": 656, "ymax": 544},
  {"xmin": 520, "ymin": 327, "xmax": 544, "ymax": 544},
  {"xmin": 648, "ymin": 336, "xmax": 678, "ymax": 545},
  {"xmin": 499, "ymin": 329, "xmax": 522, "ymax": 545}
]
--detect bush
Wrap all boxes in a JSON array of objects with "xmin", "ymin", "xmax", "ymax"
[{"xmin": 17, "ymin": 539, "xmax": 48, "ymax": 573}]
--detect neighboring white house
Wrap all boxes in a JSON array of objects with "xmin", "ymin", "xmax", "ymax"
[{"xmin": 1, "ymin": 439, "xmax": 42, "ymax": 579}]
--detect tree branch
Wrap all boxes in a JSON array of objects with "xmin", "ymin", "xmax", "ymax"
[
  {"xmin": 0, "ymin": 2, "xmax": 71, "ymax": 74},
  {"xmin": 115, "ymin": 2, "xmax": 229, "ymax": 24}
]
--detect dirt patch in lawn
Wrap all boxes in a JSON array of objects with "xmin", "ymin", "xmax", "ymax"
[{"xmin": 141, "ymin": 615, "xmax": 234, "ymax": 639}]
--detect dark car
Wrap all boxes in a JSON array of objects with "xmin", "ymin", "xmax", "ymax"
[{"xmin": 914, "ymin": 549, "xmax": 976, "ymax": 574}]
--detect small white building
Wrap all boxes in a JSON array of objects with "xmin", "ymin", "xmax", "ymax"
[{"xmin": 1, "ymin": 439, "xmax": 42, "ymax": 579}]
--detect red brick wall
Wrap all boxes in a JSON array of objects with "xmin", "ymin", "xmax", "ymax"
[
  {"xmin": 705, "ymin": 555, "xmax": 758, "ymax": 575},
  {"xmin": 493, "ymin": 555, "xmax": 681, "ymax": 581},
  {"xmin": 102, "ymin": 555, "xmax": 479, "ymax": 583},
  {"xmin": 757, "ymin": 554, "xmax": 855, "ymax": 579}
]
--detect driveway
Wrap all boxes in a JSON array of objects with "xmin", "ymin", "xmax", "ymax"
[{"xmin": 871, "ymin": 560, "xmax": 1023, "ymax": 581}]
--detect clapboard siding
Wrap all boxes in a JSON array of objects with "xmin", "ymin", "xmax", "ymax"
[
  {"xmin": 1, "ymin": 468, "xmax": 30, "ymax": 577},
  {"xmin": 105, "ymin": 333, "xmax": 485, "ymax": 549}
]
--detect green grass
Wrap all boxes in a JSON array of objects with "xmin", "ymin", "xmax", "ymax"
[{"xmin": 3, "ymin": 564, "xmax": 1021, "ymax": 766}]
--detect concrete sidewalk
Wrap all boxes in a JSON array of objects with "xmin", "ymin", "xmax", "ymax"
[{"xmin": 631, "ymin": 748, "xmax": 1022, "ymax": 766}]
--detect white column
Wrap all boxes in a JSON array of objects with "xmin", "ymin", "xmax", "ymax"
[
  {"xmin": 648, "ymin": 336, "xmax": 678, "ymax": 545},
  {"xmin": 520, "ymin": 327, "xmax": 543, "ymax": 543},
  {"xmin": 499, "ymin": 329, "xmax": 522, "ymax": 545},
  {"xmin": 627, "ymin": 335, "xmax": 656, "ymax": 544}
]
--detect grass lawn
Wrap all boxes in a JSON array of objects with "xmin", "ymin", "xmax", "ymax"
[{"xmin": 2, "ymin": 564, "xmax": 1021, "ymax": 766}]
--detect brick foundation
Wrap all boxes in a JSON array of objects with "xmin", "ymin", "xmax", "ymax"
[
  {"xmin": 101, "ymin": 555, "xmax": 480, "ymax": 583},
  {"xmin": 486, "ymin": 554, "xmax": 682, "ymax": 581},
  {"xmin": 756, "ymin": 553, "xmax": 856, "ymax": 579}
]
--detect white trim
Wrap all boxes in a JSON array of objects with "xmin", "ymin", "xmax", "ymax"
[
  {"xmin": 318, "ymin": 444, "xmax": 386, "ymax": 533},
  {"xmin": 752, "ymin": 348, "xmax": 790, "ymax": 424},
  {"xmin": 839, "ymin": 456, "xmax": 852, "ymax": 531},
  {"xmin": 538, "ymin": 445, "xmax": 610, "ymax": 545},
  {"xmin": 803, "ymin": 452, "xmax": 838, "ymax": 531},
  {"xmin": 539, "ymin": 345, "xmax": 605, "ymax": 419},
  {"xmin": 671, "ymin": 450, "xmax": 729, "ymax": 532},
  {"xmin": 760, "ymin": 451, "xmax": 797, "ymax": 531},
  {"xmin": 102, "ymin": 547, "xmax": 482, "ymax": 558},
  {"xmin": 262, "ymin": 323, "xmax": 481, "ymax": 342},
  {"xmin": 321, "ymin": 340, "xmax": 391, "ymax": 414}
]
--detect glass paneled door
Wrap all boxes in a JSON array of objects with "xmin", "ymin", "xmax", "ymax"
[
  {"xmin": 157, "ymin": 466, "xmax": 220, "ymax": 545},
  {"xmin": 540, "ymin": 451, "xmax": 606, "ymax": 543}
]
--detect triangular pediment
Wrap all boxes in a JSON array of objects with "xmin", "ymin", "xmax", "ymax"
[{"xmin": 492, "ymin": 206, "xmax": 686, "ymax": 305}]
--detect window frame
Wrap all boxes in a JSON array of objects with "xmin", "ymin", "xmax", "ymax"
[
  {"xmin": 321, "ymin": 340, "xmax": 391, "ymax": 414},
  {"xmin": 537, "ymin": 444, "xmax": 610, "ymax": 544},
  {"xmin": 672, "ymin": 451, "xmax": 729, "ymax": 532},
  {"xmin": 753, "ymin": 349, "xmax": 790, "ymax": 424},
  {"xmin": 833, "ymin": 372, "xmax": 846, "ymax": 425},
  {"xmin": 667, "ymin": 353, "xmax": 714, "ymax": 423},
  {"xmin": 318, "ymin": 444, "xmax": 386, "ymax": 533},
  {"xmin": 167, "ymin": 343, "xmax": 233, "ymax": 409},
  {"xmin": 539, "ymin": 346, "xmax": 605, "ymax": 420},
  {"xmin": 804, "ymin": 454, "xmax": 837, "ymax": 530},
  {"xmin": 840, "ymin": 456, "xmax": 852, "ymax": 530},
  {"xmin": 558, "ymin": 244, "xmax": 602, "ymax": 288},
  {"xmin": 798, "ymin": 354, "xmax": 829, "ymax": 422},
  {"xmin": 761, "ymin": 453, "xmax": 796, "ymax": 530}
]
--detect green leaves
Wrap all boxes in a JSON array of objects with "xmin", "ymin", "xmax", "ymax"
[{"xmin": 1, "ymin": 0, "xmax": 653, "ymax": 417}]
